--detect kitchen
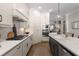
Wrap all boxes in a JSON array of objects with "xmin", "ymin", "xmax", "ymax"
[{"xmin": 0, "ymin": 3, "xmax": 79, "ymax": 56}]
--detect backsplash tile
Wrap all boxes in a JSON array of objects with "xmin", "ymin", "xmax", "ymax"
[{"xmin": 0, "ymin": 27, "xmax": 12, "ymax": 41}]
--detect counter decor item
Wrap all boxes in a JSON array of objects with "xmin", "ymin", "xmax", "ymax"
[
  {"xmin": 72, "ymin": 21, "xmax": 79, "ymax": 29},
  {"xmin": 65, "ymin": 33, "xmax": 74, "ymax": 37},
  {"xmin": 6, "ymin": 32, "xmax": 14, "ymax": 40},
  {"xmin": 25, "ymin": 32, "xmax": 29, "ymax": 34},
  {"xmin": 20, "ymin": 27, "xmax": 25, "ymax": 35},
  {"xmin": 12, "ymin": 24, "xmax": 17, "ymax": 38},
  {"xmin": 0, "ymin": 15, "xmax": 2, "ymax": 22},
  {"xmin": 49, "ymin": 24, "xmax": 55, "ymax": 32},
  {"xmin": 65, "ymin": 33, "xmax": 68, "ymax": 37}
]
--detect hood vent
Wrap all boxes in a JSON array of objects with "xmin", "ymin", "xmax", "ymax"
[
  {"xmin": 13, "ymin": 9, "xmax": 28, "ymax": 22},
  {"xmin": 13, "ymin": 16, "xmax": 27, "ymax": 22}
]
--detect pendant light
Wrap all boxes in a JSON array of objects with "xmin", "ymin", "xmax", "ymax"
[{"xmin": 57, "ymin": 3, "xmax": 61, "ymax": 18}]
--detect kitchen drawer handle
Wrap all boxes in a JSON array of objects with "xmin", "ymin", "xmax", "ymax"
[{"xmin": 17, "ymin": 46, "xmax": 21, "ymax": 49}]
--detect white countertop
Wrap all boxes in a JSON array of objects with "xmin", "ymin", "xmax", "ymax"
[
  {"xmin": 49, "ymin": 33, "xmax": 79, "ymax": 56},
  {"xmin": 0, "ymin": 32, "xmax": 33, "ymax": 56}
]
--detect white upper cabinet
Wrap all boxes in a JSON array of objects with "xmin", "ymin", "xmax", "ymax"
[
  {"xmin": 0, "ymin": 3, "xmax": 13, "ymax": 27},
  {"xmin": 13, "ymin": 3, "xmax": 29, "ymax": 21},
  {"xmin": 0, "ymin": 3, "xmax": 29, "ymax": 27}
]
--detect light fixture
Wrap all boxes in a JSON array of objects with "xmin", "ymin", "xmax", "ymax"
[
  {"xmin": 57, "ymin": 3, "xmax": 62, "ymax": 18},
  {"xmin": 38, "ymin": 6, "xmax": 42, "ymax": 9},
  {"xmin": 49, "ymin": 9, "xmax": 52, "ymax": 12},
  {"xmin": 20, "ymin": 28, "xmax": 24, "ymax": 32},
  {"xmin": 57, "ymin": 15, "xmax": 61, "ymax": 18}
]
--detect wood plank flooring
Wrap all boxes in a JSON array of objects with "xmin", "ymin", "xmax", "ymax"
[{"xmin": 27, "ymin": 42, "xmax": 52, "ymax": 56}]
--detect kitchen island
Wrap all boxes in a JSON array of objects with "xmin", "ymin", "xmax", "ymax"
[{"xmin": 49, "ymin": 33, "xmax": 79, "ymax": 56}]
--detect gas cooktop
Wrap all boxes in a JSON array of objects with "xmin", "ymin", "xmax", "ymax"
[{"xmin": 6, "ymin": 35, "xmax": 28, "ymax": 40}]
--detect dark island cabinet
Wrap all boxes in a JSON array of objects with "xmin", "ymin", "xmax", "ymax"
[
  {"xmin": 49, "ymin": 37, "xmax": 73, "ymax": 56},
  {"xmin": 49, "ymin": 37, "xmax": 59, "ymax": 56}
]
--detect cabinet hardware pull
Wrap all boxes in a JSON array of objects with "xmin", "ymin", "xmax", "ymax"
[{"xmin": 17, "ymin": 46, "xmax": 21, "ymax": 49}]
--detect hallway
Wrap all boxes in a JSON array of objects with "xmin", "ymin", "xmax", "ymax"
[{"xmin": 27, "ymin": 42, "xmax": 52, "ymax": 56}]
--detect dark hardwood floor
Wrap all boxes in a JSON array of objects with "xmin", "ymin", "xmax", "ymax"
[{"xmin": 27, "ymin": 42, "xmax": 52, "ymax": 56}]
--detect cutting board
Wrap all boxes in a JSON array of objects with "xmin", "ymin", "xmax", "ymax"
[{"xmin": 7, "ymin": 32, "xmax": 14, "ymax": 39}]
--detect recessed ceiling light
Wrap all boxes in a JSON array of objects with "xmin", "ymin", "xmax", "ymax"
[
  {"xmin": 49, "ymin": 9, "xmax": 52, "ymax": 12},
  {"xmin": 38, "ymin": 6, "xmax": 42, "ymax": 9}
]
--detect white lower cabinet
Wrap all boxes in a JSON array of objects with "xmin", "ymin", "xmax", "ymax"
[
  {"xmin": 22, "ymin": 37, "xmax": 32, "ymax": 56},
  {"xmin": 15, "ymin": 43, "xmax": 23, "ymax": 56},
  {"xmin": 22, "ymin": 39, "xmax": 28, "ymax": 56},
  {"xmin": 4, "ymin": 36, "xmax": 32, "ymax": 56},
  {"xmin": 27, "ymin": 37, "xmax": 32, "ymax": 51},
  {"xmin": 4, "ymin": 43, "xmax": 23, "ymax": 56}
]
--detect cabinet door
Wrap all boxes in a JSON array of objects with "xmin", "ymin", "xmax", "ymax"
[
  {"xmin": 0, "ymin": 4, "xmax": 13, "ymax": 26},
  {"xmin": 30, "ymin": 36, "xmax": 33, "ymax": 45},
  {"xmin": 22, "ymin": 36, "xmax": 33, "ymax": 56},
  {"xmin": 27, "ymin": 37, "xmax": 32, "ymax": 50},
  {"xmin": 22, "ymin": 39, "xmax": 28, "ymax": 56},
  {"xmin": 15, "ymin": 43, "xmax": 23, "ymax": 56},
  {"xmin": 49, "ymin": 37, "xmax": 59, "ymax": 56}
]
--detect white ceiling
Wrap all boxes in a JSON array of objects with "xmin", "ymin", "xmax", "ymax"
[{"xmin": 28, "ymin": 3, "xmax": 79, "ymax": 15}]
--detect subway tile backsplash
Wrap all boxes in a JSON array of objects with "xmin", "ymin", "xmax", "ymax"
[{"xmin": 0, "ymin": 27, "xmax": 12, "ymax": 41}]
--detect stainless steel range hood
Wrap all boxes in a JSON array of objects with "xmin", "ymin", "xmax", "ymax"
[{"xmin": 13, "ymin": 16, "xmax": 27, "ymax": 22}]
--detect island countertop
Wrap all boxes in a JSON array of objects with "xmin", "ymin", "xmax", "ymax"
[{"xmin": 49, "ymin": 33, "xmax": 79, "ymax": 56}]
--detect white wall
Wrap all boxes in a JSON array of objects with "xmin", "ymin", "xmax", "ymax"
[
  {"xmin": 29, "ymin": 8, "xmax": 49, "ymax": 44},
  {"xmin": 29, "ymin": 8, "xmax": 41, "ymax": 44},
  {"xmin": 66, "ymin": 8, "xmax": 79, "ymax": 37}
]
